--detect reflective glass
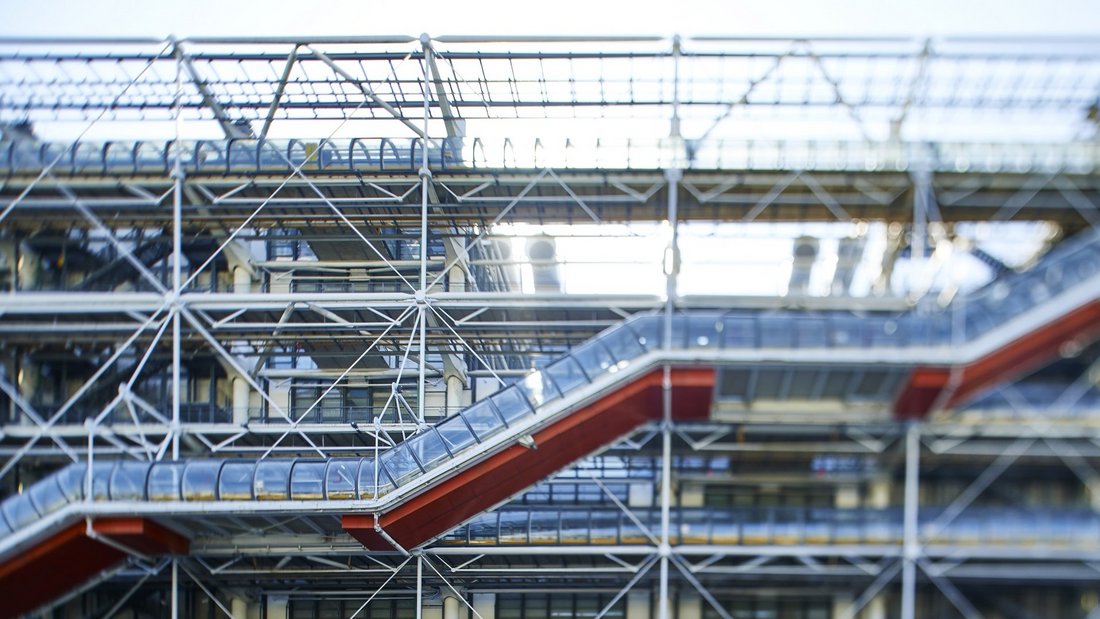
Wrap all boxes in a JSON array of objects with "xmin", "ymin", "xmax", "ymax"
[
  {"xmin": 489, "ymin": 386, "xmax": 534, "ymax": 424},
  {"xmin": 219, "ymin": 461, "xmax": 255, "ymax": 500},
  {"xmin": 356, "ymin": 458, "xmax": 395, "ymax": 498},
  {"xmin": 1, "ymin": 495, "xmax": 38, "ymax": 529},
  {"xmin": 254, "ymin": 460, "xmax": 293, "ymax": 500},
  {"xmin": 325, "ymin": 459, "xmax": 359, "ymax": 499},
  {"xmin": 290, "ymin": 461, "xmax": 326, "ymax": 500},
  {"xmin": 406, "ymin": 430, "xmax": 450, "ymax": 471},
  {"xmin": 182, "ymin": 460, "xmax": 222, "ymax": 501},
  {"xmin": 0, "ymin": 509, "xmax": 11, "ymax": 537},
  {"xmin": 380, "ymin": 443, "xmax": 423, "ymax": 486},
  {"xmin": 436, "ymin": 415, "xmax": 478, "ymax": 455},
  {"xmin": 109, "ymin": 461, "xmax": 150, "ymax": 500},
  {"xmin": 686, "ymin": 315, "xmax": 722, "ymax": 348},
  {"xmin": 147, "ymin": 462, "xmax": 185, "ymax": 501},
  {"xmin": 570, "ymin": 340, "xmax": 616, "ymax": 380},
  {"xmin": 544, "ymin": 356, "xmax": 589, "ymax": 392},
  {"xmin": 461, "ymin": 400, "xmax": 507, "ymax": 441},
  {"xmin": 515, "ymin": 371, "xmax": 560, "ymax": 409},
  {"xmin": 601, "ymin": 323, "xmax": 650, "ymax": 360},
  {"xmin": 624, "ymin": 316, "xmax": 661, "ymax": 351},
  {"xmin": 28, "ymin": 471, "xmax": 68, "ymax": 515},
  {"xmin": 57, "ymin": 464, "xmax": 86, "ymax": 502},
  {"xmin": 91, "ymin": 462, "xmax": 113, "ymax": 501}
]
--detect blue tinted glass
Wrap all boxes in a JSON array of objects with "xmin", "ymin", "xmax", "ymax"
[
  {"xmin": 254, "ymin": 460, "xmax": 293, "ymax": 500},
  {"xmin": 357, "ymin": 457, "xmax": 395, "ymax": 498},
  {"xmin": 57, "ymin": 463, "xmax": 86, "ymax": 502},
  {"xmin": 436, "ymin": 415, "xmax": 478, "ymax": 455},
  {"xmin": 407, "ymin": 430, "xmax": 451, "ymax": 471},
  {"xmin": 545, "ymin": 356, "xmax": 589, "ymax": 392},
  {"xmin": 601, "ymin": 323, "xmax": 649, "ymax": 360},
  {"xmin": 1, "ymin": 495, "xmax": 38, "ymax": 529},
  {"xmin": 325, "ymin": 459, "xmax": 359, "ymax": 499},
  {"xmin": 290, "ymin": 461, "xmax": 326, "ymax": 499},
  {"xmin": 380, "ymin": 443, "xmax": 423, "ymax": 486},
  {"xmin": 490, "ymin": 386, "xmax": 534, "ymax": 423},
  {"xmin": 461, "ymin": 400, "xmax": 507, "ymax": 440},
  {"xmin": 109, "ymin": 462, "xmax": 150, "ymax": 500},
  {"xmin": 219, "ymin": 461, "xmax": 255, "ymax": 500},
  {"xmin": 570, "ymin": 340, "xmax": 616, "ymax": 379},
  {"xmin": 147, "ymin": 462, "xmax": 185, "ymax": 501},
  {"xmin": 515, "ymin": 371, "xmax": 561, "ymax": 409},
  {"xmin": 182, "ymin": 461, "xmax": 222, "ymax": 501},
  {"xmin": 28, "ymin": 471, "xmax": 68, "ymax": 515}
]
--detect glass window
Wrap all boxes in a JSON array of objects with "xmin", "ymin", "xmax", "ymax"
[
  {"xmin": 254, "ymin": 460, "xmax": 293, "ymax": 500},
  {"xmin": 325, "ymin": 459, "xmax": 359, "ymax": 499},
  {"xmin": 147, "ymin": 462, "xmax": 184, "ymax": 501},
  {"xmin": 219, "ymin": 461, "xmax": 255, "ymax": 500},
  {"xmin": 490, "ymin": 386, "xmax": 534, "ymax": 424},
  {"xmin": 406, "ymin": 430, "xmax": 451, "ymax": 471},
  {"xmin": 290, "ymin": 461, "xmax": 326, "ymax": 499},
  {"xmin": 436, "ymin": 415, "xmax": 478, "ymax": 455},
  {"xmin": 28, "ymin": 471, "xmax": 69, "ymax": 515},
  {"xmin": 380, "ymin": 443, "xmax": 423, "ymax": 486},
  {"xmin": 687, "ymin": 315, "xmax": 723, "ymax": 348},
  {"xmin": 461, "ymin": 400, "xmax": 507, "ymax": 441},
  {"xmin": 182, "ymin": 460, "xmax": 222, "ymax": 501},
  {"xmin": 0, "ymin": 508, "xmax": 11, "ymax": 537},
  {"xmin": 516, "ymin": 371, "xmax": 561, "ymax": 409},
  {"xmin": 570, "ymin": 341, "xmax": 616, "ymax": 380},
  {"xmin": 109, "ymin": 461, "xmax": 150, "ymax": 501},
  {"xmin": 545, "ymin": 356, "xmax": 589, "ymax": 393},
  {"xmin": 357, "ymin": 458, "xmax": 395, "ymax": 499}
]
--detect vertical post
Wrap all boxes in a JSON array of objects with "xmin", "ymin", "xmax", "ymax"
[
  {"xmin": 910, "ymin": 168, "xmax": 928, "ymax": 303},
  {"xmin": 171, "ymin": 558, "xmax": 179, "ymax": 619},
  {"xmin": 658, "ymin": 34, "xmax": 683, "ymax": 619},
  {"xmin": 171, "ymin": 41, "xmax": 185, "ymax": 460},
  {"xmin": 901, "ymin": 423, "xmax": 921, "ymax": 619},
  {"xmin": 416, "ymin": 554, "xmax": 424, "ymax": 619},
  {"xmin": 416, "ymin": 34, "xmax": 433, "ymax": 426}
]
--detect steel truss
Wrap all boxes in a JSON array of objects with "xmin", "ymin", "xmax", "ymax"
[{"xmin": 1, "ymin": 34, "xmax": 1099, "ymax": 619}]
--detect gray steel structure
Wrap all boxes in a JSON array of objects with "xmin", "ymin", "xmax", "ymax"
[{"xmin": 1, "ymin": 34, "xmax": 1100, "ymax": 619}]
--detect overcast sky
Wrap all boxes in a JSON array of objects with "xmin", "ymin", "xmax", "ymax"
[{"xmin": 2, "ymin": 0, "xmax": 1099, "ymax": 39}]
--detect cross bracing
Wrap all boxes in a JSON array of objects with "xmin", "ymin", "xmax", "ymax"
[{"xmin": 0, "ymin": 34, "xmax": 1099, "ymax": 619}]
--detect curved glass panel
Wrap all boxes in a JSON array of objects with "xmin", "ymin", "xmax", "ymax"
[
  {"xmin": 544, "ymin": 356, "xmax": 589, "ymax": 392},
  {"xmin": 602, "ymin": 323, "xmax": 651, "ymax": 361},
  {"xmin": 28, "ymin": 471, "xmax": 68, "ymax": 515},
  {"xmin": 489, "ymin": 386, "xmax": 534, "ymax": 424},
  {"xmin": 290, "ymin": 461, "xmax": 326, "ymax": 500},
  {"xmin": 325, "ymin": 459, "xmax": 359, "ymax": 500},
  {"xmin": 218, "ymin": 461, "xmax": 255, "ymax": 500},
  {"xmin": 57, "ymin": 464, "xmax": 86, "ymax": 503},
  {"xmin": 0, "ymin": 509, "xmax": 11, "ymax": 537},
  {"xmin": 436, "ymin": 415, "xmax": 478, "ymax": 455},
  {"xmin": 1, "ymin": 495, "xmax": 39, "ymax": 529},
  {"xmin": 515, "ymin": 371, "xmax": 561, "ymax": 409},
  {"xmin": 254, "ymin": 460, "xmax": 293, "ymax": 500},
  {"xmin": 406, "ymin": 430, "xmax": 450, "ymax": 472},
  {"xmin": 461, "ymin": 400, "xmax": 507, "ymax": 441},
  {"xmin": 147, "ymin": 462, "xmax": 185, "ymax": 501},
  {"xmin": 380, "ymin": 444, "xmax": 422, "ymax": 487},
  {"xmin": 569, "ymin": 340, "xmax": 616, "ymax": 380},
  {"xmin": 182, "ymin": 460, "xmax": 222, "ymax": 501},
  {"xmin": 356, "ymin": 458, "xmax": 395, "ymax": 499},
  {"xmin": 91, "ymin": 462, "xmax": 114, "ymax": 501},
  {"xmin": 109, "ymin": 461, "xmax": 151, "ymax": 501},
  {"xmin": 686, "ymin": 315, "xmax": 722, "ymax": 348}
]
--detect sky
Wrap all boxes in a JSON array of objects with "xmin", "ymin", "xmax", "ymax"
[{"xmin": 2, "ymin": 0, "xmax": 1099, "ymax": 39}]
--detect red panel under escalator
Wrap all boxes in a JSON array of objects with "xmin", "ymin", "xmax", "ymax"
[
  {"xmin": 344, "ymin": 367, "xmax": 714, "ymax": 551},
  {"xmin": 895, "ymin": 300, "xmax": 1100, "ymax": 419},
  {"xmin": 0, "ymin": 518, "xmax": 188, "ymax": 619}
]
